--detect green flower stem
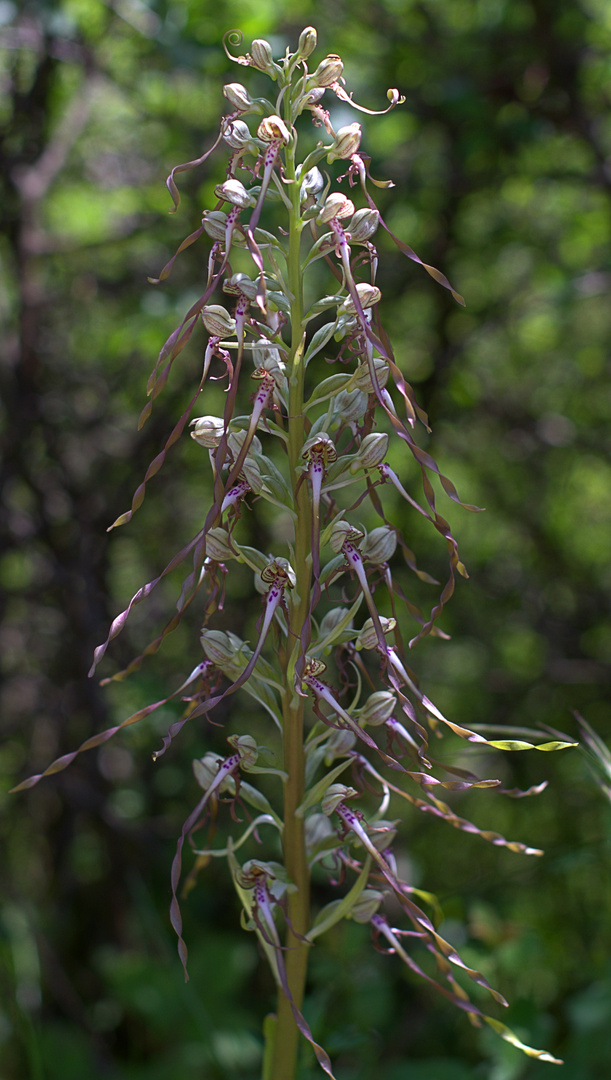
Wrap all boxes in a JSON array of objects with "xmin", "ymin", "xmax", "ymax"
[{"xmin": 270, "ymin": 115, "xmax": 313, "ymax": 1080}]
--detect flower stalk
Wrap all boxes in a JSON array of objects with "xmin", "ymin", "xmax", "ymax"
[{"xmin": 271, "ymin": 101, "xmax": 315, "ymax": 1078}]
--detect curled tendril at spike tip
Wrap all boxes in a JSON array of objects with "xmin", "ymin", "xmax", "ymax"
[{"xmin": 223, "ymin": 28, "xmax": 245, "ymax": 63}]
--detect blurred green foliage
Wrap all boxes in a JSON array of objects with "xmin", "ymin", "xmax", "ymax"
[{"xmin": 1, "ymin": 0, "xmax": 610, "ymax": 1077}]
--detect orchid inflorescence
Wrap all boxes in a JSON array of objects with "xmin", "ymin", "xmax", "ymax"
[{"xmin": 13, "ymin": 26, "xmax": 575, "ymax": 1079}]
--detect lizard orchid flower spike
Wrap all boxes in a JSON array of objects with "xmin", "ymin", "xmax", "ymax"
[{"xmin": 12, "ymin": 26, "xmax": 575, "ymax": 1080}]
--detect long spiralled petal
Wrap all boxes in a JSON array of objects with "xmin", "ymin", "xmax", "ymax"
[
  {"xmin": 165, "ymin": 122, "xmax": 228, "ymax": 211},
  {"xmin": 305, "ymin": 675, "xmax": 404, "ymax": 772},
  {"xmin": 152, "ymin": 581, "xmax": 286, "ymax": 763},
  {"xmin": 253, "ymin": 881, "xmax": 337, "ymax": 1079},
  {"xmin": 170, "ymin": 753, "xmax": 241, "ymax": 979},
  {"xmin": 109, "ymin": 366, "xmax": 210, "ymax": 531},
  {"xmin": 352, "ymin": 153, "xmax": 464, "ymax": 304},
  {"xmin": 371, "ymin": 916, "xmax": 562, "ymax": 1063},
  {"xmin": 88, "ymin": 533, "xmax": 210, "ymax": 675},
  {"xmin": 335, "ymin": 801, "xmax": 509, "ymax": 1004},
  {"xmin": 11, "ymin": 664, "xmax": 210, "ymax": 792}
]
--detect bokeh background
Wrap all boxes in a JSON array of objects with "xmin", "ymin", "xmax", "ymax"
[{"xmin": 1, "ymin": 1, "xmax": 611, "ymax": 1077}]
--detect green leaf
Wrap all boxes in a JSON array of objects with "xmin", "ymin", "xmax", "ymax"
[
  {"xmin": 304, "ymin": 294, "xmax": 343, "ymax": 320},
  {"xmin": 311, "ymin": 592, "xmax": 364, "ymax": 654},
  {"xmin": 304, "ymin": 372, "xmax": 353, "ymax": 409},
  {"xmin": 296, "ymin": 758, "xmax": 353, "ymax": 818},
  {"xmin": 265, "ymin": 290, "xmax": 291, "ymax": 313},
  {"xmin": 303, "ymin": 322, "xmax": 341, "ymax": 366},
  {"xmin": 240, "ymin": 683, "xmax": 282, "ymax": 729},
  {"xmin": 307, "ymin": 857, "xmax": 372, "ymax": 941},
  {"xmin": 320, "ymin": 554, "xmax": 346, "ymax": 585},
  {"xmin": 253, "ymin": 453, "xmax": 294, "ymax": 504},
  {"xmin": 244, "ymin": 763, "xmax": 288, "ymax": 779},
  {"xmin": 238, "ymin": 781, "xmax": 282, "ymax": 824},
  {"xmin": 237, "ymin": 546, "xmax": 272, "ymax": 572}
]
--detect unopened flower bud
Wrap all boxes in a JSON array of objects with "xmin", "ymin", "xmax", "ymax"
[
  {"xmin": 250, "ymin": 39, "xmax": 275, "ymax": 74},
  {"xmin": 335, "ymin": 387, "xmax": 369, "ymax": 422},
  {"xmin": 202, "ymin": 210, "xmax": 228, "ymax": 242},
  {"xmin": 355, "ymin": 616, "xmax": 396, "ymax": 650},
  {"xmin": 206, "ymin": 527, "xmax": 236, "ymax": 562},
  {"xmin": 322, "ymin": 783, "xmax": 357, "ymax": 816},
  {"xmin": 201, "ymin": 305, "xmax": 236, "ymax": 337},
  {"xmin": 317, "ymin": 192, "xmax": 355, "ymax": 223},
  {"xmin": 327, "ymin": 122, "xmax": 362, "ymax": 162},
  {"xmin": 325, "ymin": 728, "xmax": 357, "ymax": 761},
  {"xmin": 350, "ymin": 889, "xmax": 384, "ymax": 923},
  {"xmin": 190, "ymin": 415, "xmax": 225, "ymax": 448},
  {"xmin": 340, "ymin": 283, "xmax": 382, "ymax": 314},
  {"xmin": 358, "ymin": 691, "xmax": 396, "ymax": 727},
  {"xmin": 200, "ymin": 628, "xmax": 243, "ymax": 670},
  {"xmin": 297, "ymin": 26, "xmax": 317, "ymax": 59},
  {"xmin": 348, "ymin": 208, "xmax": 380, "ymax": 243},
  {"xmin": 303, "ymin": 87, "xmax": 326, "ymax": 106},
  {"xmin": 223, "ymin": 82, "xmax": 254, "ymax": 112},
  {"xmin": 296, "ymin": 164, "xmax": 325, "ymax": 199},
  {"xmin": 361, "ymin": 526, "xmax": 397, "ymax": 565},
  {"xmin": 257, "ymin": 114, "xmax": 291, "ymax": 144},
  {"xmin": 214, "ymin": 178, "xmax": 255, "ymax": 208},
  {"xmin": 329, "ymin": 519, "xmax": 363, "ymax": 554},
  {"xmin": 223, "ymin": 119, "xmax": 256, "ymax": 150},
  {"xmin": 351, "ymin": 432, "xmax": 389, "ymax": 470},
  {"xmin": 311, "ymin": 54, "xmax": 344, "ymax": 88},
  {"xmin": 349, "ymin": 358, "xmax": 390, "ymax": 393}
]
